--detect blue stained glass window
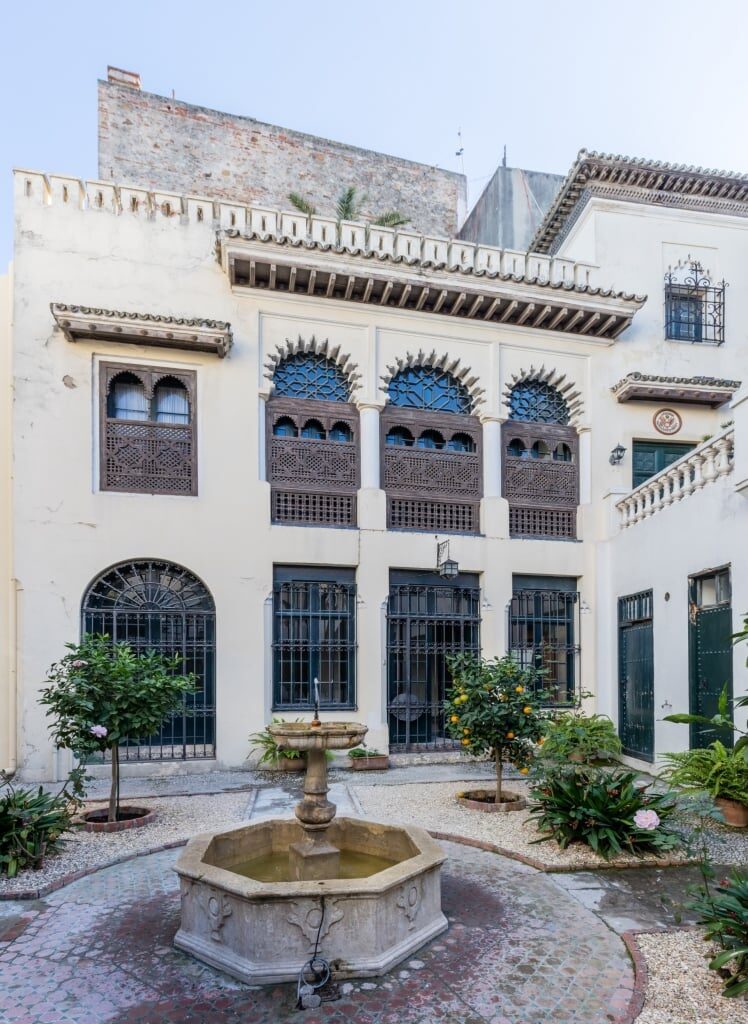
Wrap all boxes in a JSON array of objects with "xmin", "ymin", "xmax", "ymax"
[
  {"xmin": 273, "ymin": 353, "xmax": 350, "ymax": 402},
  {"xmin": 508, "ymin": 380, "xmax": 570, "ymax": 425},
  {"xmin": 388, "ymin": 366, "xmax": 472, "ymax": 414}
]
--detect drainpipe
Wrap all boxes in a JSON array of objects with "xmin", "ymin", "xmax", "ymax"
[{"xmin": 7, "ymin": 577, "xmax": 19, "ymax": 774}]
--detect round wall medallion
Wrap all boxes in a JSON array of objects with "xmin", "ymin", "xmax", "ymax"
[{"xmin": 653, "ymin": 408, "xmax": 682, "ymax": 435}]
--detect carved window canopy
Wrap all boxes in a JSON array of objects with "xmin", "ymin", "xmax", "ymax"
[
  {"xmin": 611, "ymin": 372, "xmax": 740, "ymax": 408},
  {"xmin": 267, "ymin": 397, "xmax": 360, "ymax": 527},
  {"xmin": 381, "ymin": 407, "xmax": 482, "ymax": 534},
  {"xmin": 502, "ymin": 421, "xmax": 579, "ymax": 540},
  {"xmin": 52, "ymin": 303, "xmax": 233, "ymax": 358}
]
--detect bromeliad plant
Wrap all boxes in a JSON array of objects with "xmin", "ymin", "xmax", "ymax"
[
  {"xmin": 529, "ymin": 767, "xmax": 680, "ymax": 860},
  {"xmin": 690, "ymin": 869, "xmax": 748, "ymax": 998},
  {"xmin": 444, "ymin": 653, "xmax": 548, "ymax": 804},
  {"xmin": 0, "ymin": 767, "xmax": 86, "ymax": 877},
  {"xmin": 40, "ymin": 634, "xmax": 195, "ymax": 823}
]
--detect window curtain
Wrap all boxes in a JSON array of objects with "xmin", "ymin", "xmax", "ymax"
[
  {"xmin": 154, "ymin": 385, "xmax": 190, "ymax": 424},
  {"xmin": 112, "ymin": 381, "xmax": 149, "ymax": 421}
]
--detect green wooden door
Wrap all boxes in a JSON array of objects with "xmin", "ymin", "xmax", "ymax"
[
  {"xmin": 632, "ymin": 441, "xmax": 694, "ymax": 488},
  {"xmin": 688, "ymin": 570, "xmax": 733, "ymax": 749},
  {"xmin": 618, "ymin": 591, "xmax": 654, "ymax": 762}
]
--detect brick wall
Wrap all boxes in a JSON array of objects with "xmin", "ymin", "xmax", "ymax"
[{"xmin": 98, "ymin": 81, "xmax": 467, "ymax": 237}]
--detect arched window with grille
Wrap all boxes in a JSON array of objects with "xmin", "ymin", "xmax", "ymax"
[
  {"xmin": 81, "ymin": 559, "xmax": 216, "ymax": 760},
  {"xmin": 502, "ymin": 376, "xmax": 579, "ymax": 539},
  {"xmin": 100, "ymin": 363, "xmax": 196, "ymax": 495},
  {"xmin": 266, "ymin": 348, "xmax": 360, "ymax": 527},
  {"xmin": 381, "ymin": 362, "xmax": 482, "ymax": 534}
]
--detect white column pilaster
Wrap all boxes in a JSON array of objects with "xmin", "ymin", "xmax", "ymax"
[
  {"xmin": 480, "ymin": 414, "xmax": 508, "ymax": 538},
  {"xmin": 357, "ymin": 402, "xmax": 386, "ymax": 530}
]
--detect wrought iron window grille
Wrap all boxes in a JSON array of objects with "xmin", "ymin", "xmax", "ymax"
[
  {"xmin": 99, "ymin": 363, "xmax": 197, "ymax": 496},
  {"xmin": 387, "ymin": 366, "xmax": 473, "ymax": 414},
  {"xmin": 507, "ymin": 588, "xmax": 581, "ymax": 706},
  {"xmin": 272, "ymin": 353, "xmax": 351, "ymax": 401},
  {"xmin": 664, "ymin": 262, "xmax": 726, "ymax": 345},
  {"xmin": 82, "ymin": 560, "xmax": 216, "ymax": 761},
  {"xmin": 508, "ymin": 380, "xmax": 571, "ymax": 425},
  {"xmin": 272, "ymin": 578, "xmax": 357, "ymax": 710},
  {"xmin": 387, "ymin": 582, "xmax": 481, "ymax": 751}
]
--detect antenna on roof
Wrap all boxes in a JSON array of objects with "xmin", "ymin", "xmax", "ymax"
[
  {"xmin": 502, "ymin": 145, "xmax": 507, "ymax": 168},
  {"xmin": 455, "ymin": 128, "xmax": 465, "ymax": 177}
]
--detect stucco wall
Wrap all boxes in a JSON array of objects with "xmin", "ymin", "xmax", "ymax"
[
  {"xmin": 8, "ymin": 167, "xmax": 746, "ymax": 778},
  {"xmin": 97, "ymin": 81, "xmax": 467, "ymax": 238},
  {"xmin": 0, "ymin": 269, "xmax": 12, "ymax": 773},
  {"xmin": 458, "ymin": 165, "xmax": 563, "ymax": 251}
]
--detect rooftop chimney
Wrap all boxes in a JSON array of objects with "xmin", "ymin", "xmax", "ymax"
[{"xmin": 107, "ymin": 66, "xmax": 141, "ymax": 90}]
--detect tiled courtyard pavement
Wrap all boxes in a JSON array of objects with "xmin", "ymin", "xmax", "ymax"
[{"xmin": 0, "ymin": 841, "xmax": 634, "ymax": 1024}]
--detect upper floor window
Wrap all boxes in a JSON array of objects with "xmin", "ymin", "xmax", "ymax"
[
  {"xmin": 508, "ymin": 380, "xmax": 570, "ymax": 425},
  {"xmin": 272, "ymin": 353, "xmax": 351, "ymax": 401},
  {"xmin": 664, "ymin": 261, "xmax": 726, "ymax": 345},
  {"xmin": 267, "ymin": 352, "xmax": 359, "ymax": 527},
  {"xmin": 100, "ymin": 363, "xmax": 197, "ymax": 496},
  {"xmin": 388, "ymin": 366, "xmax": 472, "ymax": 414}
]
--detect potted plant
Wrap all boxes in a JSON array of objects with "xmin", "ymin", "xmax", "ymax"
[
  {"xmin": 445, "ymin": 653, "xmax": 548, "ymax": 812},
  {"xmin": 540, "ymin": 711, "xmax": 622, "ymax": 765},
  {"xmin": 40, "ymin": 634, "xmax": 195, "ymax": 830},
  {"xmin": 250, "ymin": 719, "xmax": 308, "ymax": 772},
  {"xmin": 662, "ymin": 741, "xmax": 748, "ymax": 827},
  {"xmin": 347, "ymin": 747, "xmax": 389, "ymax": 771}
]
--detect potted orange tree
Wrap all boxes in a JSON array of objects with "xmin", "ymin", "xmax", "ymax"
[{"xmin": 445, "ymin": 653, "xmax": 548, "ymax": 812}]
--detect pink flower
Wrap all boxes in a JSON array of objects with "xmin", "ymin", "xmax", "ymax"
[
  {"xmin": 90, "ymin": 725, "xmax": 108, "ymax": 739},
  {"xmin": 71, "ymin": 660, "xmax": 88, "ymax": 669},
  {"xmin": 633, "ymin": 809, "xmax": 660, "ymax": 831}
]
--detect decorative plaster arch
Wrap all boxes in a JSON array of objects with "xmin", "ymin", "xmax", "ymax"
[
  {"xmin": 503, "ymin": 366, "xmax": 584, "ymax": 424},
  {"xmin": 264, "ymin": 335, "xmax": 362, "ymax": 398},
  {"xmin": 380, "ymin": 350, "xmax": 485, "ymax": 413}
]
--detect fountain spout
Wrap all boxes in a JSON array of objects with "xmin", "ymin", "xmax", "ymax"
[{"xmin": 312, "ymin": 677, "xmax": 321, "ymax": 727}]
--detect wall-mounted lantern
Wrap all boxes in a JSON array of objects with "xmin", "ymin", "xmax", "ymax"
[
  {"xmin": 609, "ymin": 443, "xmax": 627, "ymax": 465},
  {"xmin": 436, "ymin": 539, "xmax": 459, "ymax": 580}
]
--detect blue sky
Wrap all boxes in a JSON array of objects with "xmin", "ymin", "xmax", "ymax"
[{"xmin": 2, "ymin": 0, "xmax": 747, "ymax": 264}]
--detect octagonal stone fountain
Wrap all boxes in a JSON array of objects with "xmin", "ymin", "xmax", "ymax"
[{"xmin": 174, "ymin": 708, "xmax": 447, "ymax": 985}]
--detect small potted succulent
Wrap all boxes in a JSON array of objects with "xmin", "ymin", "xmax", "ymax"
[
  {"xmin": 445, "ymin": 653, "xmax": 548, "ymax": 812},
  {"xmin": 347, "ymin": 747, "xmax": 389, "ymax": 771},
  {"xmin": 250, "ymin": 719, "xmax": 308, "ymax": 772}
]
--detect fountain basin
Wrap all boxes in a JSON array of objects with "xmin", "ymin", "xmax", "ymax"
[
  {"xmin": 268, "ymin": 720, "xmax": 368, "ymax": 752},
  {"xmin": 174, "ymin": 817, "xmax": 447, "ymax": 985}
]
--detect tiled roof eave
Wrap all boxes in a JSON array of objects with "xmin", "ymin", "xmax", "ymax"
[
  {"xmin": 220, "ymin": 233, "xmax": 645, "ymax": 342},
  {"xmin": 611, "ymin": 372, "xmax": 741, "ymax": 407}
]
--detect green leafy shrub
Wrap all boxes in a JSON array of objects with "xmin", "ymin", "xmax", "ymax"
[
  {"xmin": 662, "ymin": 742, "xmax": 748, "ymax": 804},
  {"xmin": 529, "ymin": 767, "xmax": 680, "ymax": 860},
  {"xmin": 348, "ymin": 747, "xmax": 383, "ymax": 758},
  {"xmin": 540, "ymin": 712, "xmax": 622, "ymax": 764},
  {"xmin": 40, "ymin": 634, "xmax": 195, "ymax": 823},
  {"xmin": 690, "ymin": 869, "xmax": 748, "ymax": 998},
  {"xmin": 0, "ymin": 768, "xmax": 85, "ymax": 877},
  {"xmin": 445, "ymin": 654, "xmax": 548, "ymax": 804},
  {"xmin": 250, "ymin": 719, "xmax": 306, "ymax": 765}
]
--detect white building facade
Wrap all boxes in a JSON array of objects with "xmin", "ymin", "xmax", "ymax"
[{"xmin": 1, "ymin": 99, "xmax": 746, "ymax": 780}]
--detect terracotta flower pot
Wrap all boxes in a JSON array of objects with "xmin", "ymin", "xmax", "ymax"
[
  {"xmin": 348, "ymin": 755, "xmax": 390, "ymax": 771},
  {"xmin": 269, "ymin": 755, "xmax": 307, "ymax": 773},
  {"xmin": 456, "ymin": 788, "xmax": 527, "ymax": 813},
  {"xmin": 81, "ymin": 806, "xmax": 155, "ymax": 833},
  {"xmin": 715, "ymin": 797, "xmax": 748, "ymax": 828}
]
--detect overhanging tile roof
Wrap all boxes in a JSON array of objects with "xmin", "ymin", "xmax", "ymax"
[
  {"xmin": 531, "ymin": 150, "xmax": 748, "ymax": 254},
  {"xmin": 611, "ymin": 372, "xmax": 740, "ymax": 407}
]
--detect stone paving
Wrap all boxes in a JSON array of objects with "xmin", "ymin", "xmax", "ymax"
[{"xmin": 0, "ymin": 841, "xmax": 634, "ymax": 1024}]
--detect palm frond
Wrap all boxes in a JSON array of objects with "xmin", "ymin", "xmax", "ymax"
[
  {"xmin": 288, "ymin": 192, "xmax": 316, "ymax": 216},
  {"xmin": 336, "ymin": 186, "xmax": 361, "ymax": 222},
  {"xmin": 373, "ymin": 211, "xmax": 410, "ymax": 228}
]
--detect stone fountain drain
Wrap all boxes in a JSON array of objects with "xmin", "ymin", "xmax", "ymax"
[{"xmin": 174, "ymin": 716, "xmax": 447, "ymax": 985}]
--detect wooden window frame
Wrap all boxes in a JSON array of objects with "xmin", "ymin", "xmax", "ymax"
[{"xmin": 99, "ymin": 362, "xmax": 198, "ymax": 496}]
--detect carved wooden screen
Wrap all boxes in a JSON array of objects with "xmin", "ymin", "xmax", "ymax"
[
  {"xmin": 267, "ymin": 396, "xmax": 360, "ymax": 526},
  {"xmin": 100, "ymin": 363, "xmax": 197, "ymax": 495},
  {"xmin": 502, "ymin": 420, "xmax": 579, "ymax": 539},
  {"xmin": 381, "ymin": 407, "xmax": 482, "ymax": 533}
]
